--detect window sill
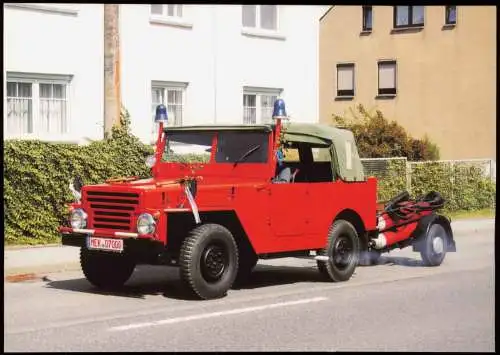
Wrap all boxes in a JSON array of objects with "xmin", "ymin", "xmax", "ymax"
[
  {"xmin": 4, "ymin": 3, "xmax": 79, "ymax": 16},
  {"xmin": 4, "ymin": 134, "xmax": 90, "ymax": 144},
  {"xmin": 442, "ymin": 23, "xmax": 456, "ymax": 30},
  {"xmin": 375, "ymin": 94, "xmax": 397, "ymax": 100},
  {"xmin": 360, "ymin": 30, "xmax": 372, "ymax": 36},
  {"xmin": 149, "ymin": 17, "xmax": 193, "ymax": 29},
  {"xmin": 335, "ymin": 96, "xmax": 354, "ymax": 101},
  {"xmin": 241, "ymin": 28, "xmax": 286, "ymax": 41},
  {"xmin": 391, "ymin": 26, "xmax": 424, "ymax": 34}
]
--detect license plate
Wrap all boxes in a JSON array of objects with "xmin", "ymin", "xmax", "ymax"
[{"xmin": 87, "ymin": 237, "xmax": 124, "ymax": 253}]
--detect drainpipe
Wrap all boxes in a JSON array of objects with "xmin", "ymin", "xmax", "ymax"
[{"xmin": 103, "ymin": 4, "xmax": 121, "ymax": 137}]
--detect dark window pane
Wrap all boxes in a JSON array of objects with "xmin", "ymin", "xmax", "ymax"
[
  {"xmin": 446, "ymin": 6, "xmax": 456, "ymax": 24},
  {"xmin": 242, "ymin": 5, "xmax": 256, "ymax": 27},
  {"xmin": 18, "ymin": 83, "xmax": 32, "ymax": 98},
  {"xmin": 216, "ymin": 132, "xmax": 269, "ymax": 163},
  {"xmin": 396, "ymin": 6, "xmax": 409, "ymax": 26},
  {"xmin": 363, "ymin": 6, "xmax": 372, "ymax": 30},
  {"xmin": 40, "ymin": 83, "xmax": 52, "ymax": 98},
  {"xmin": 7, "ymin": 82, "xmax": 17, "ymax": 97},
  {"xmin": 412, "ymin": 6, "xmax": 424, "ymax": 25}
]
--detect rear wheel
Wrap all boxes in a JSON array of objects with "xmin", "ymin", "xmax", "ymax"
[
  {"xmin": 80, "ymin": 247, "xmax": 136, "ymax": 290},
  {"xmin": 317, "ymin": 220, "xmax": 360, "ymax": 282},
  {"xmin": 179, "ymin": 224, "xmax": 239, "ymax": 299},
  {"xmin": 420, "ymin": 223, "xmax": 448, "ymax": 266}
]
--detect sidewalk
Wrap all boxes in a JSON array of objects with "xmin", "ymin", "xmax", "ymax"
[{"xmin": 3, "ymin": 218, "xmax": 495, "ymax": 277}]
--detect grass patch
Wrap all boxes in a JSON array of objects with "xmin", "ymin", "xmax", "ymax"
[{"xmin": 446, "ymin": 208, "xmax": 495, "ymax": 220}]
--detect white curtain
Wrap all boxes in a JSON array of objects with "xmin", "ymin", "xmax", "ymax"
[
  {"xmin": 6, "ymin": 82, "xmax": 33, "ymax": 135},
  {"xmin": 39, "ymin": 83, "xmax": 67, "ymax": 134},
  {"xmin": 260, "ymin": 94, "xmax": 277, "ymax": 123},
  {"xmin": 243, "ymin": 94, "xmax": 256, "ymax": 124},
  {"xmin": 260, "ymin": 5, "xmax": 277, "ymax": 30},
  {"xmin": 379, "ymin": 63, "xmax": 396, "ymax": 89},
  {"xmin": 337, "ymin": 66, "xmax": 354, "ymax": 91},
  {"xmin": 242, "ymin": 5, "xmax": 256, "ymax": 27}
]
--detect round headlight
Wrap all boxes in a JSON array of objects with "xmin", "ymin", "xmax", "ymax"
[
  {"xmin": 71, "ymin": 208, "xmax": 87, "ymax": 229},
  {"xmin": 137, "ymin": 213, "xmax": 156, "ymax": 235}
]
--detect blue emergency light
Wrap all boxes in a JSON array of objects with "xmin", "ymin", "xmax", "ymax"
[
  {"xmin": 272, "ymin": 98, "xmax": 287, "ymax": 120},
  {"xmin": 155, "ymin": 104, "xmax": 168, "ymax": 123}
]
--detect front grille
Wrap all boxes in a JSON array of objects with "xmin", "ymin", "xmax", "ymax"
[{"xmin": 86, "ymin": 191, "xmax": 139, "ymax": 231}]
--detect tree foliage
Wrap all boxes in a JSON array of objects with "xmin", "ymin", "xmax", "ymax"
[{"xmin": 332, "ymin": 104, "xmax": 440, "ymax": 161}]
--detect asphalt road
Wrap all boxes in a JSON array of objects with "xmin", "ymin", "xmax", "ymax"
[{"xmin": 4, "ymin": 223, "xmax": 495, "ymax": 352}]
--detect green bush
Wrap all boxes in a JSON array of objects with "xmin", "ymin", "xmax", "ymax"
[
  {"xmin": 3, "ymin": 110, "xmax": 154, "ymax": 245},
  {"xmin": 376, "ymin": 160, "xmax": 495, "ymax": 212},
  {"xmin": 332, "ymin": 104, "xmax": 440, "ymax": 161}
]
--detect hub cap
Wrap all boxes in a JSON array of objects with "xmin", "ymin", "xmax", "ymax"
[
  {"xmin": 432, "ymin": 236, "xmax": 444, "ymax": 254},
  {"xmin": 333, "ymin": 235, "xmax": 354, "ymax": 270},
  {"xmin": 201, "ymin": 244, "xmax": 228, "ymax": 282}
]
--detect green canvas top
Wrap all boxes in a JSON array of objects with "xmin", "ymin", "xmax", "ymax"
[{"xmin": 165, "ymin": 122, "xmax": 365, "ymax": 182}]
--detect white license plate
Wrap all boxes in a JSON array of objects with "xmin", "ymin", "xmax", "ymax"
[{"xmin": 87, "ymin": 237, "xmax": 124, "ymax": 253}]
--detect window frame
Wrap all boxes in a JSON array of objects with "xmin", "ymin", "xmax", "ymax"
[
  {"xmin": 445, "ymin": 6, "xmax": 457, "ymax": 25},
  {"xmin": 393, "ymin": 6, "xmax": 425, "ymax": 28},
  {"xmin": 336, "ymin": 63, "xmax": 355, "ymax": 98},
  {"xmin": 151, "ymin": 81, "xmax": 188, "ymax": 137},
  {"xmin": 242, "ymin": 5, "xmax": 279, "ymax": 32},
  {"xmin": 362, "ymin": 6, "xmax": 373, "ymax": 32},
  {"xmin": 243, "ymin": 87, "xmax": 283, "ymax": 124},
  {"xmin": 5, "ymin": 73, "xmax": 72, "ymax": 138},
  {"xmin": 377, "ymin": 60, "xmax": 397, "ymax": 96}
]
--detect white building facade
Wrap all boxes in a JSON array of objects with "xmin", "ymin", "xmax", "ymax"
[{"xmin": 4, "ymin": 4, "xmax": 328, "ymax": 144}]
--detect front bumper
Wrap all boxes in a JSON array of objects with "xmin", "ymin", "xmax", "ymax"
[{"xmin": 59, "ymin": 226, "xmax": 139, "ymax": 239}]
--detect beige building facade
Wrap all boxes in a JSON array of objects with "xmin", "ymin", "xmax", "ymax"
[{"xmin": 319, "ymin": 6, "xmax": 496, "ymax": 160}]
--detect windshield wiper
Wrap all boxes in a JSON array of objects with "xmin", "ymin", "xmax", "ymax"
[{"xmin": 233, "ymin": 145, "xmax": 261, "ymax": 167}]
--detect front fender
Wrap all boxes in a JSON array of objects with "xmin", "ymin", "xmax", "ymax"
[{"xmin": 411, "ymin": 213, "xmax": 456, "ymax": 252}]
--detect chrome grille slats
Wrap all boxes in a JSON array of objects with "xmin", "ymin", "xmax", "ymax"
[{"xmin": 85, "ymin": 190, "xmax": 139, "ymax": 231}]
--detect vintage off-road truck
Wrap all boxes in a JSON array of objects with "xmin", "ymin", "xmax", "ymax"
[{"xmin": 59, "ymin": 99, "xmax": 455, "ymax": 299}]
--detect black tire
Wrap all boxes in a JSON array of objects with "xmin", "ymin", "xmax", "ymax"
[
  {"xmin": 80, "ymin": 247, "xmax": 136, "ymax": 290},
  {"xmin": 420, "ymin": 223, "xmax": 448, "ymax": 267},
  {"xmin": 316, "ymin": 220, "xmax": 360, "ymax": 282},
  {"xmin": 179, "ymin": 224, "xmax": 239, "ymax": 300}
]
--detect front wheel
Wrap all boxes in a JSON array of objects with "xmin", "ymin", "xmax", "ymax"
[
  {"xmin": 420, "ymin": 223, "xmax": 448, "ymax": 266},
  {"xmin": 317, "ymin": 220, "xmax": 360, "ymax": 282},
  {"xmin": 179, "ymin": 224, "xmax": 239, "ymax": 299},
  {"xmin": 80, "ymin": 247, "xmax": 136, "ymax": 290}
]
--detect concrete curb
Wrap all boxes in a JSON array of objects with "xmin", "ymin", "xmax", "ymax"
[{"xmin": 3, "ymin": 218, "xmax": 495, "ymax": 279}]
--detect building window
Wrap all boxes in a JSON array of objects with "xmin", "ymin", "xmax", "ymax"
[
  {"xmin": 151, "ymin": 82, "xmax": 186, "ymax": 127},
  {"xmin": 336, "ymin": 64, "xmax": 355, "ymax": 97},
  {"xmin": 150, "ymin": 4, "xmax": 182, "ymax": 18},
  {"xmin": 6, "ymin": 75, "xmax": 70, "ymax": 136},
  {"xmin": 362, "ymin": 6, "xmax": 372, "ymax": 31},
  {"xmin": 394, "ymin": 6, "xmax": 424, "ymax": 28},
  {"xmin": 243, "ymin": 88, "xmax": 282, "ymax": 124},
  {"xmin": 242, "ymin": 5, "xmax": 278, "ymax": 31},
  {"xmin": 378, "ymin": 61, "xmax": 397, "ymax": 96},
  {"xmin": 445, "ymin": 6, "xmax": 456, "ymax": 25}
]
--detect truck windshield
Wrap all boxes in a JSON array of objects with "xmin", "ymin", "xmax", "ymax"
[{"xmin": 161, "ymin": 130, "xmax": 269, "ymax": 164}]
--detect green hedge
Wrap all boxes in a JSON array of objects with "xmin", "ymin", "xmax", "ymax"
[
  {"xmin": 3, "ymin": 112, "xmax": 154, "ymax": 245},
  {"xmin": 374, "ymin": 160, "xmax": 496, "ymax": 213}
]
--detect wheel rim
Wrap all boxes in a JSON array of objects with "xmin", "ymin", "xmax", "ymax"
[
  {"xmin": 333, "ymin": 235, "xmax": 354, "ymax": 270},
  {"xmin": 432, "ymin": 235, "xmax": 444, "ymax": 254},
  {"xmin": 200, "ymin": 243, "xmax": 228, "ymax": 282}
]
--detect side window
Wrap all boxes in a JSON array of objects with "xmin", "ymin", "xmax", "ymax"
[
  {"xmin": 283, "ymin": 147, "xmax": 300, "ymax": 162},
  {"xmin": 312, "ymin": 147, "xmax": 331, "ymax": 162}
]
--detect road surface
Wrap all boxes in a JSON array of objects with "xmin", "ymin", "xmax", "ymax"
[{"xmin": 4, "ymin": 222, "xmax": 495, "ymax": 352}]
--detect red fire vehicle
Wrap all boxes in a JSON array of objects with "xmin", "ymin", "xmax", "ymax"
[{"xmin": 59, "ymin": 99, "xmax": 456, "ymax": 299}]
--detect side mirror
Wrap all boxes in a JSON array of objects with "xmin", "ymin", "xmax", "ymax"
[
  {"xmin": 146, "ymin": 155, "xmax": 156, "ymax": 168},
  {"xmin": 69, "ymin": 175, "xmax": 83, "ymax": 202}
]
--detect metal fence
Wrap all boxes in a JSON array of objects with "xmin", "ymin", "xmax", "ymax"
[{"xmin": 361, "ymin": 157, "xmax": 496, "ymax": 194}]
